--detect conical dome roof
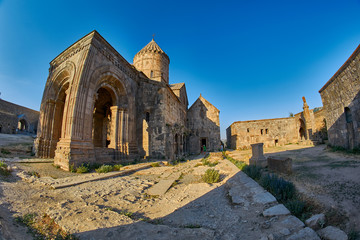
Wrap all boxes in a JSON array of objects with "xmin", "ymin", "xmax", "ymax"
[{"xmin": 135, "ymin": 39, "xmax": 169, "ymax": 61}]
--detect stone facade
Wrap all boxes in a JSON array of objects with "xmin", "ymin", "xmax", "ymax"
[
  {"xmin": 0, "ymin": 99, "xmax": 39, "ymax": 134},
  {"xmin": 319, "ymin": 44, "xmax": 360, "ymax": 149},
  {"xmin": 226, "ymin": 98, "xmax": 326, "ymax": 150},
  {"xmin": 187, "ymin": 94, "xmax": 221, "ymax": 154},
  {"xmin": 35, "ymin": 31, "xmax": 220, "ymax": 170}
]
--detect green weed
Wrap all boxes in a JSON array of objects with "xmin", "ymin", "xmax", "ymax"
[
  {"xmin": 76, "ymin": 164, "xmax": 90, "ymax": 173},
  {"xmin": 202, "ymin": 169, "xmax": 220, "ymax": 183},
  {"xmin": 95, "ymin": 165, "xmax": 114, "ymax": 173}
]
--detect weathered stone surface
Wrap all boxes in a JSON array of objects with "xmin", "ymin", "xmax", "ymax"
[
  {"xmin": 287, "ymin": 227, "xmax": 320, "ymax": 240},
  {"xmin": 0, "ymin": 99, "xmax": 39, "ymax": 134},
  {"xmin": 147, "ymin": 179, "xmax": 175, "ymax": 196},
  {"xmin": 226, "ymin": 97, "xmax": 326, "ymax": 150},
  {"xmin": 34, "ymin": 31, "xmax": 220, "ymax": 170},
  {"xmin": 263, "ymin": 204, "xmax": 290, "ymax": 217},
  {"xmin": 187, "ymin": 95, "xmax": 221, "ymax": 154},
  {"xmin": 267, "ymin": 156, "xmax": 292, "ymax": 174},
  {"xmin": 249, "ymin": 143, "xmax": 267, "ymax": 167},
  {"xmin": 280, "ymin": 215, "xmax": 305, "ymax": 231},
  {"xmin": 317, "ymin": 226, "xmax": 348, "ymax": 240},
  {"xmin": 305, "ymin": 213, "xmax": 325, "ymax": 230},
  {"xmin": 253, "ymin": 191, "xmax": 277, "ymax": 204},
  {"xmin": 319, "ymin": 44, "xmax": 360, "ymax": 150}
]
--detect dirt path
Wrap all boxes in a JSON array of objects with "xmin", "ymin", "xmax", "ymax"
[{"xmin": 229, "ymin": 144, "xmax": 360, "ymax": 232}]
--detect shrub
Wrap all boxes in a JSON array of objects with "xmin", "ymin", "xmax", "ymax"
[
  {"xmin": 113, "ymin": 164, "xmax": 122, "ymax": 171},
  {"xmin": 151, "ymin": 162, "xmax": 160, "ymax": 167},
  {"xmin": 285, "ymin": 200, "xmax": 305, "ymax": 218},
  {"xmin": 260, "ymin": 174, "xmax": 295, "ymax": 202},
  {"xmin": 201, "ymin": 158, "xmax": 218, "ymax": 167},
  {"xmin": 69, "ymin": 164, "xmax": 76, "ymax": 173},
  {"xmin": 0, "ymin": 161, "xmax": 10, "ymax": 176},
  {"xmin": 202, "ymin": 169, "xmax": 220, "ymax": 183},
  {"xmin": 242, "ymin": 165, "xmax": 262, "ymax": 181},
  {"xmin": 1, "ymin": 148, "xmax": 10, "ymax": 154},
  {"xmin": 76, "ymin": 164, "xmax": 89, "ymax": 173},
  {"xmin": 95, "ymin": 165, "xmax": 114, "ymax": 173}
]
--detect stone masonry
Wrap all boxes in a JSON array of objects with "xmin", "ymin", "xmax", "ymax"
[
  {"xmin": 0, "ymin": 99, "xmax": 39, "ymax": 134},
  {"xmin": 187, "ymin": 94, "xmax": 221, "ymax": 154},
  {"xmin": 319, "ymin": 44, "xmax": 360, "ymax": 149},
  {"xmin": 35, "ymin": 31, "xmax": 220, "ymax": 170},
  {"xmin": 226, "ymin": 97, "xmax": 326, "ymax": 150}
]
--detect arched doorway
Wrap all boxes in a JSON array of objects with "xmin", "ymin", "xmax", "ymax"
[
  {"xmin": 299, "ymin": 119, "xmax": 306, "ymax": 141},
  {"xmin": 92, "ymin": 87, "xmax": 115, "ymax": 148},
  {"xmin": 18, "ymin": 119, "xmax": 28, "ymax": 131},
  {"xmin": 53, "ymin": 82, "xmax": 69, "ymax": 144}
]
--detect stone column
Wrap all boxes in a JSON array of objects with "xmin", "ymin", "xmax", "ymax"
[
  {"xmin": 249, "ymin": 143, "xmax": 267, "ymax": 167},
  {"xmin": 108, "ymin": 106, "xmax": 119, "ymax": 149},
  {"xmin": 123, "ymin": 109, "xmax": 129, "ymax": 155}
]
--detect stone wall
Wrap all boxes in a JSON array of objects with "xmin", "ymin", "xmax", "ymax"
[
  {"xmin": 227, "ymin": 98, "xmax": 326, "ymax": 150},
  {"xmin": 187, "ymin": 95, "xmax": 220, "ymax": 154},
  {"xmin": 0, "ymin": 99, "xmax": 39, "ymax": 134},
  {"xmin": 319, "ymin": 44, "xmax": 360, "ymax": 149},
  {"xmin": 35, "ymin": 30, "xmax": 213, "ymax": 170},
  {"xmin": 227, "ymin": 117, "xmax": 297, "ymax": 150}
]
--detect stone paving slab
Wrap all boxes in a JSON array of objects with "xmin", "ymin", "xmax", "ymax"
[
  {"xmin": 146, "ymin": 179, "xmax": 176, "ymax": 196},
  {"xmin": 263, "ymin": 204, "xmax": 291, "ymax": 217}
]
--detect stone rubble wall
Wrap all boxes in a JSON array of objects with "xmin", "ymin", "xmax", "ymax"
[
  {"xmin": 0, "ymin": 99, "xmax": 39, "ymax": 134},
  {"xmin": 319, "ymin": 45, "xmax": 360, "ymax": 149},
  {"xmin": 187, "ymin": 95, "xmax": 220, "ymax": 154}
]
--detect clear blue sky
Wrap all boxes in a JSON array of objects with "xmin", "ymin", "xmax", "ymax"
[{"xmin": 1, "ymin": 0, "xmax": 360, "ymax": 139}]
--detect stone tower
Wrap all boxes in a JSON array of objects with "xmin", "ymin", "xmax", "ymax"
[{"xmin": 133, "ymin": 38, "xmax": 170, "ymax": 83}]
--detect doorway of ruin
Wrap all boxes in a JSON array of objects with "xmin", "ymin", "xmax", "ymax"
[
  {"xmin": 17, "ymin": 119, "xmax": 28, "ymax": 131},
  {"xmin": 92, "ymin": 87, "xmax": 114, "ymax": 148},
  {"xmin": 345, "ymin": 107, "xmax": 355, "ymax": 149},
  {"xmin": 299, "ymin": 119, "xmax": 306, "ymax": 141},
  {"xmin": 200, "ymin": 138, "xmax": 207, "ymax": 152},
  {"xmin": 50, "ymin": 82, "xmax": 69, "ymax": 157}
]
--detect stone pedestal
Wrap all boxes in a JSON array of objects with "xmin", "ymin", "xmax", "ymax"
[
  {"xmin": 267, "ymin": 156, "xmax": 292, "ymax": 174},
  {"xmin": 249, "ymin": 143, "xmax": 267, "ymax": 167}
]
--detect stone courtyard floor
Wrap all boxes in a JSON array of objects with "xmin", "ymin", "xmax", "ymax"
[{"xmin": 0, "ymin": 134, "xmax": 357, "ymax": 239}]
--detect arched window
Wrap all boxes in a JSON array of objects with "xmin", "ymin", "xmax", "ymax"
[{"xmin": 150, "ymin": 70, "xmax": 154, "ymax": 78}]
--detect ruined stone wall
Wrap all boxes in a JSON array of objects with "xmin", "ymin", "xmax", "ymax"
[
  {"xmin": 187, "ymin": 95, "xmax": 220, "ymax": 154},
  {"xmin": 227, "ymin": 117, "xmax": 297, "ymax": 150},
  {"xmin": 0, "ymin": 99, "xmax": 39, "ymax": 134},
  {"xmin": 312, "ymin": 109, "xmax": 327, "ymax": 142},
  {"xmin": 135, "ymin": 78, "xmax": 167, "ymax": 159},
  {"xmin": 319, "ymin": 45, "xmax": 360, "ymax": 149},
  {"xmin": 163, "ymin": 86, "xmax": 187, "ymax": 160}
]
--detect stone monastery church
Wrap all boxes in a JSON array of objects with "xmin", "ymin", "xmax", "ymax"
[{"xmin": 34, "ymin": 31, "xmax": 220, "ymax": 170}]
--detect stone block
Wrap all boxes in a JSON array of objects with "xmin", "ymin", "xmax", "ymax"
[
  {"xmin": 287, "ymin": 227, "xmax": 320, "ymax": 240},
  {"xmin": 249, "ymin": 143, "xmax": 267, "ymax": 167},
  {"xmin": 267, "ymin": 156, "xmax": 292, "ymax": 174},
  {"xmin": 317, "ymin": 226, "xmax": 348, "ymax": 240},
  {"xmin": 263, "ymin": 204, "xmax": 290, "ymax": 217},
  {"xmin": 305, "ymin": 213, "xmax": 325, "ymax": 230}
]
